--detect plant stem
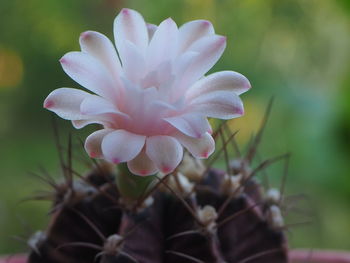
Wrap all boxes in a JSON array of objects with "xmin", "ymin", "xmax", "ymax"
[{"xmin": 116, "ymin": 163, "xmax": 156, "ymax": 200}]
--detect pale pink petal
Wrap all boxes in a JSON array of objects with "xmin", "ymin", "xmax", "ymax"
[
  {"xmin": 178, "ymin": 20, "xmax": 214, "ymax": 53},
  {"xmin": 85, "ymin": 129, "xmax": 113, "ymax": 158},
  {"xmin": 60, "ymin": 52, "xmax": 117, "ymax": 99},
  {"xmin": 120, "ymin": 79, "xmax": 156, "ymax": 116},
  {"xmin": 186, "ymin": 71, "xmax": 251, "ymax": 100},
  {"xmin": 127, "ymin": 149, "xmax": 158, "ymax": 176},
  {"xmin": 0, "ymin": 255, "xmax": 27, "ymax": 263},
  {"xmin": 102, "ymin": 130, "xmax": 146, "ymax": 164},
  {"xmin": 72, "ymin": 112, "xmax": 119, "ymax": 129},
  {"xmin": 170, "ymin": 51, "xmax": 198, "ymax": 100},
  {"xmin": 80, "ymin": 95, "xmax": 130, "ymax": 121},
  {"xmin": 147, "ymin": 23, "xmax": 157, "ymax": 40},
  {"xmin": 172, "ymin": 35, "xmax": 226, "ymax": 98},
  {"xmin": 79, "ymin": 31, "xmax": 122, "ymax": 77},
  {"xmin": 150, "ymin": 100, "xmax": 176, "ymax": 111},
  {"xmin": 120, "ymin": 41, "xmax": 146, "ymax": 84},
  {"xmin": 43, "ymin": 88, "xmax": 92, "ymax": 120},
  {"xmin": 72, "ymin": 119, "xmax": 109, "ymax": 129},
  {"xmin": 173, "ymin": 51, "xmax": 198, "ymax": 76},
  {"xmin": 164, "ymin": 113, "xmax": 211, "ymax": 138},
  {"xmin": 150, "ymin": 61, "xmax": 175, "ymax": 100},
  {"xmin": 190, "ymin": 90, "xmax": 244, "ymax": 119},
  {"xmin": 141, "ymin": 70, "xmax": 157, "ymax": 89},
  {"xmin": 147, "ymin": 18, "xmax": 178, "ymax": 70},
  {"xmin": 156, "ymin": 61, "xmax": 174, "ymax": 86},
  {"xmin": 114, "ymin": 8, "xmax": 149, "ymax": 57},
  {"xmin": 146, "ymin": 136, "xmax": 183, "ymax": 174},
  {"xmin": 145, "ymin": 100, "xmax": 177, "ymax": 127},
  {"xmin": 174, "ymin": 132, "xmax": 215, "ymax": 159},
  {"xmin": 183, "ymin": 35, "xmax": 226, "ymax": 87}
]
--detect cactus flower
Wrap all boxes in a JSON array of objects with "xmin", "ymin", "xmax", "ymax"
[{"xmin": 44, "ymin": 8, "xmax": 251, "ymax": 176}]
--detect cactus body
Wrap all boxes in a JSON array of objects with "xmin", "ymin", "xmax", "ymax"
[{"xmin": 28, "ymin": 162, "xmax": 288, "ymax": 263}]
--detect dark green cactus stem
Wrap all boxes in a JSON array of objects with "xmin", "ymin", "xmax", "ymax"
[{"xmin": 116, "ymin": 163, "xmax": 156, "ymax": 200}]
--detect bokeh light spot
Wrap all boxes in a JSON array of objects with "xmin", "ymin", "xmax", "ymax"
[{"xmin": 0, "ymin": 47, "xmax": 24, "ymax": 89}]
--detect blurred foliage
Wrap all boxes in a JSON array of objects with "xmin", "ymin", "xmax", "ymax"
[{"xmin": 0, "ymin": 0, "xmax": 350, "ymax": 255}]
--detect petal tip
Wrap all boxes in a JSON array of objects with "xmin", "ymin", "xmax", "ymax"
[
  {"xmin": 121, "ymin": 8, "xmax": 131, "ymax": 15},
  {"xmin": 80, "ymin": 31, "xmax": 92, "ymax": 40},
  {"xmin": 201, "ymin": 20, "xmax": 211, "ymax": 27},
  {"xmin": 139, "ymin": 170, "xmax": 150, "ymax": 176},
  {"xmin": 89, "ymin": 151, "xmax": 98, "ymax": 158},
  {"xmin": 236, "ymin": 106, "xmax": 244, "ymax": 115},
  {"xmin": 112, "ymin": 158, "xmax": 121, "ymax": 164},
  {"xmin": 43, "ymin": 99, "xmax": 54, "ymax": 109},
  {"xmin": 161, "ymin": 166, "xmax": 173, "ymax": 174},
  {"xmin": 165, "ymin": 17, "xmax": 174, "ymax": 23},
  {"xmin": 219, "ymin": 36, "xmax": 227, "ymax": 44},
  {"xmin": 246, "ymin": 82, "xmax": 252, "ymax": 91},
  {"xmin": 59, "ymin": 57, "xmax": 67, "ymax": 64},
  {"xmin": 201, "ymin": 150, "xmax": 210, "ymax": 158}
]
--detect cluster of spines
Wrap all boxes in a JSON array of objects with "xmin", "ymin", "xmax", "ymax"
[{"xmin": 24, "ymin": 102, "xmax": 293, "ymax": 263}]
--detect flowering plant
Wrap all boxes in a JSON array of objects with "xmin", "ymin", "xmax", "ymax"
[
  {"xmin": 4, "ymin": 8, "xmax": 345, "ymax": 263},
  {"xmin": 44, "ymin": 8, "xmax": 250, "ymax": 176}
]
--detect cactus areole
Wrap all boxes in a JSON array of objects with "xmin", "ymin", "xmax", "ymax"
[{"xmin": 43, "ymin": 8, "xmax": 251, "ymax": 176}]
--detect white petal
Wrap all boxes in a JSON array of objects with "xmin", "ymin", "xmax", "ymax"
[
  {"xmin": 44, "ymin": 88, "xmax": 91, "ymax": 120},
  {"xmin": 80, "ymin": 95, "xmax": 130, "ymax": 121},
  {"xmin": 146, "ymin": 136, "xmax": 183, "ymax": 174},
  {"xmin": 121, "ymin": 79, "xmax": 156, "ymax": 116},
  {"xmin": 114, "ymin": 8, "xmax": 149, "ymax": 57},
  {"xmin": 141, "ymin": 70, "xmax": 157, "ymax": 89},
  {"xmin": 60, "ymin": 52, "xmax": 118, "ymax": 99},
  {"xmin": 175, "ymin": 132, "xmax": 215, "ymax": 159},
  {"xmin": 184, "ymin": 35, "xmax": 226, "ymax": 86},
  {"xmin": 120, "ymin": 41, "xmax": 146, "ymax": 84},
  {"xmin": 178, "ymin": 20, "xmax": 214, "ymax": 53},
  {"xmin": 173, "ymin": 51, "xmax": 198, "ymax": 76},
  {"xmin": 79, "ymin": 31, "xmax": 122, "ymax": 78},
  {"xmin": 72, "ymin": 112, "xmax": 119, "ymax": 129},
  {"xmin": 147, "ymin": 23, "xmax": 157, "ymax": 40},
  {"xmin": 85, "ymin": 129, "xmax": 113, "ymax": 158},
  {"xmin": 164, "ymin": 113, "xmax": 211, "ymax": 138},
  {"xmin": 147, "ymin": 18, "xmax": 178, "ymax": 70},
  {"xmin": 170, "ymin": 51, "xmax": 198, "ymax": 99},
  {"xmin": 156, "ymin": 60, "xmax": 173, "ymax": 86},
  {"xmin": 127, "ymin": 149, "xmax": 158, "ymax": 176},
  {"xmin": 186, "ymin": 71, "xmax": 251, "ymax": 100},
  {"xmin": 72, "ymin": 119, "xmax": 109, "ymax": 129},
  {"xmin": 190, "ymin": 90, "xmax": 244, "ymax": 119},
  {"xmin": 102, "ymin": 130, "xmax": 146, "ymax": 164}
]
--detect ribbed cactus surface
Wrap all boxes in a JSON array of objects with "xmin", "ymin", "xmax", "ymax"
[{"xmin": 27, "ymin": 153, "xmax": 288, "ymax": 263}]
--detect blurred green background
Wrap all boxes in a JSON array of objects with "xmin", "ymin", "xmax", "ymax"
[{"xmin": 1, "ymin": 0, "xmax": 350, "ymax": 255}]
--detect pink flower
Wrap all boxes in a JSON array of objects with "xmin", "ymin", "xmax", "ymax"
[{"xmin": 44, "ymin": 8, "xmax": 251, "ymax": 176}]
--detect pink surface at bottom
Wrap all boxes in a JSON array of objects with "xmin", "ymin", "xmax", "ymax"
[{"xmin": 0, "ymin": 255, "xmax": 27, "ymax": 263}]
